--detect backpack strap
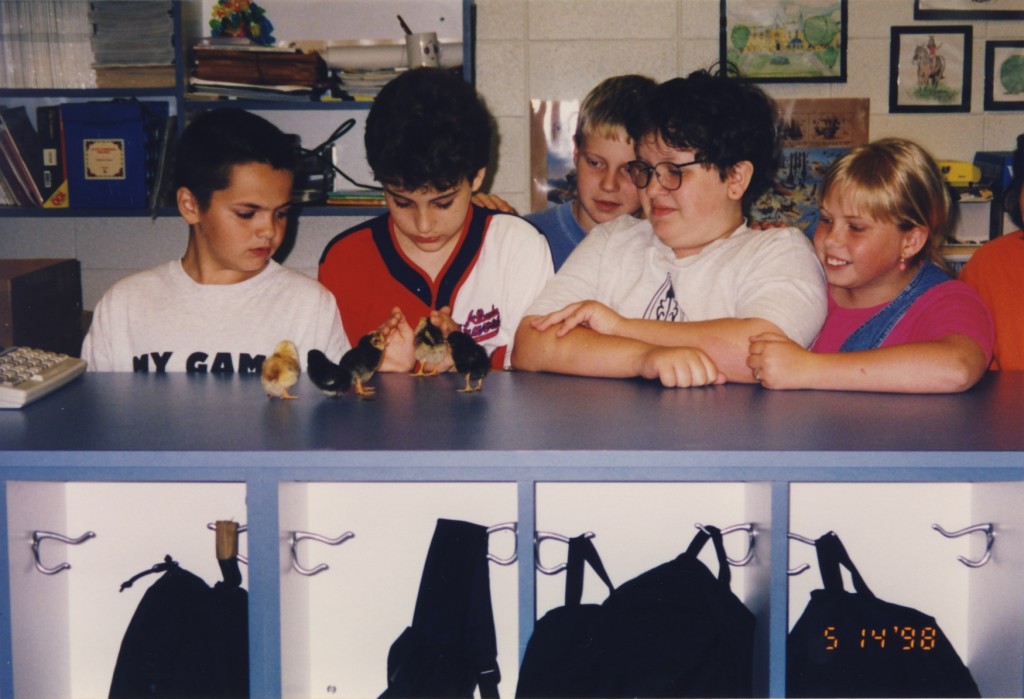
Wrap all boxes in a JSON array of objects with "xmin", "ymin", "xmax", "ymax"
[
  {"xmin": 685, "ymin": 525, "xmax": 731, "ymax": 586},
  {"xmin": 815, "ymin": 531, "xmax": 874, "ymax": 598},
  {"xmin": 565, "ymin": 534, "xmax": 614, "ymax": 607},
  {"xmin": 839, "ymin": 261, "xmax": 951, "ymax": 351},
  {"xmin": 411, "ymin": 519, "xmax": 502, "ymax": 698}
]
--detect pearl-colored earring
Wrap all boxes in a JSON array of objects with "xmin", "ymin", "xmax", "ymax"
[{"xmin": 898, "ymin": 256, "xmax": 907, "ymax": 271}]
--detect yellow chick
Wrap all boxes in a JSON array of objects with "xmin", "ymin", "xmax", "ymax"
[
  {"xmin": 261, "ymin": 340, "xmax": 300, "ymax": 400},
  {"xmin": 410, "ymin": 316, "xmax": 447, "ymax": 377}
]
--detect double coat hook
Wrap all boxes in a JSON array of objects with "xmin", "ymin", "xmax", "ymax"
[
  {"xmin": 291, "ymin": 530, "xmax": 355, "ymax": 576},
  {"xmin": 932, "ymin": 522, "xmax": 994, "ymax": 567},
  {"xmin": 32, "ymin": 530, "xmax": 96, "ymax": 575}
]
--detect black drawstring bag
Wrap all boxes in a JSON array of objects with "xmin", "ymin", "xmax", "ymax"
[
  {"xmin": 518, "ymin": 526, "xmax": 756, "ymax": 698},
  {"xmin": 380, "ymin": 518, "xmax": 501, "ymax": 699},
  {"xmin": 109, "ymin": 555, "xmax": 249, "ymax": 699},
  {"xmin": 787, "ymin": 531, "xmax": 980, "ymax": 698}
]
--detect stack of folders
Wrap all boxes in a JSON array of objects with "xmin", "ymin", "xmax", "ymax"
[
  {"xmin": 189, "ymin": 38, "xmax": 327, "ymax": 101},
  {"xmin": 0, "ymin": 1, "xmax": 96, "ymax": 88},
  {"xmin": 0, "ymin": 101, "xmax": 174, "ymax": 212},
  {"xmin": 90, "ymin": 1, "xmax": 176, "ymax": 89},
  {"xmin": 0, "ymin": 106, "xmax": 46, "ymax": 207}
]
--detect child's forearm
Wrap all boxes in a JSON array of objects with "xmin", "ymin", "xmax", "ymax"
[
  {"xmin": 791, "ymin": 335, "xmax": 988, "ymax": 393},
  {"xmin": 511, "ymin": 317, "xmax": 653, "ymax": 378},
  {"xmin": 618, "ymin": 316, "xmax": 780, "ymax": 383}
]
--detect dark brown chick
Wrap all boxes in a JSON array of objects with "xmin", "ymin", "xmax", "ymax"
[
  {"xmin": 306, "ymin": 349, "xmax": 352, "ymax": 398},
  {"xmin": 261, "ymin": 340, "xmax": 300, "ymax": 399},
  {"xmin": 410, "ymin": 316, "xmax": 447, "ymax": 377},
  {"xmin": 446, "ymin": 331, "xmax": 489, "ymax": 392},
  {"xmin": 339, "ymin": 330, "xmax": 387, "ymax": 398}
]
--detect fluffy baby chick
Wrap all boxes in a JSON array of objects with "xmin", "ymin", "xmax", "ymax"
[
  {"xmin": 339, "ymin": 330, "xmax": 387, "ymax": 398},
  {"xmin": 306, "ymin": 349, "xmax": 352, "ymax": 398},
  {"xmin": 262, "ymin": 340, "xmax": 300, "ymax": 400},
  {"xmin": 410, "ymin": 316, "xmax": 447, "ymax": 377},
  {"xmin": 446, "ymin": 331, "xmax": 490, "ymax": 392}
]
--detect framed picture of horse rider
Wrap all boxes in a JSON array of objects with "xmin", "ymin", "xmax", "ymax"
[{"xmin": 889, "ymin": 25, "xmax": 972, "ymax": 113}]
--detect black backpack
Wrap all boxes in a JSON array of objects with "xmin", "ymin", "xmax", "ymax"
[
  {"xmin": 109, "ymin": 555, "xmax": 249, "ymax": 699},
  {"xmin": 518, "ymin": 526, "xmax": 756, "ymax": 698},
  {"xmin": 787, "ymin": 531, "xmax": 980, "ymax": 698},
  {"xmin": 380, "ymin": 518, "xmax": 501, "ymax": 699}
]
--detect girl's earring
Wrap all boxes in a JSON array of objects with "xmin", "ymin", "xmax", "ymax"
[{"xmin": 898, "ymin": 256, "xmax": 907, "ymax": 271}]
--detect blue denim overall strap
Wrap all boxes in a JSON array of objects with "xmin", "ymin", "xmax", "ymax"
[{"xmin": 839, "ymin": 261, "xmax": 952, "ymax": 352}]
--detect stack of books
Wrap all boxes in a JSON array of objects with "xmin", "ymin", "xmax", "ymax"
[
  {"xmin": 90, "ymin": 1, "xmax": 176, "ymax": 89},
  {"xmin": 189, "ymin": 38, "xmax": 327, "ymax": 101},
  {"xmin": 325, "ymin": 190, "xmax": 386, "ymax": 208},
  {"xmin": 0, "ymin": 1, "xmax": 96, "ymax": 88}
]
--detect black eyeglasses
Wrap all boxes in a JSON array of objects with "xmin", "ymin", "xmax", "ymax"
[{"xmin": 625, "ymin": 160, "xmax": 702, "ymax": 191}]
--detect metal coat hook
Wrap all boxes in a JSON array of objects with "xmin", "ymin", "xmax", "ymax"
[
  {"xmin": 932, "ymin": 522, "xmax": 994, "ymax": 568},
  {"xmin": 290, "ymin": 530, "xmax": 355, "ymax": 577},
  {"xmin": 486, "ymin": 521, "xmax": 518, "ymax": 565},
  {"xmin": 206, "ymin": 522, "xmax": 249, "ymax": 565},
  {"xmin": 534, "ymin": 530, "xmax": 596, "ymax": 575},
  {"xmin": 695, "ymin": 522, "xmax": 756, "ymax": 566},
  {"xmin": 786, "ymin": 531, "xmax": 821, "ymax": 576},
  {"xmin": 32, "ymin": 530, "xmax": 96, "ymax": 575}
]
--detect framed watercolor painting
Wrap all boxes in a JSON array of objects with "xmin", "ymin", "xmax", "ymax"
[
  {"xmin": 889, "ymin": 25, "xmax": 972, "ymax": 113},
  {"xmin": 720, "ymin": 0, "xmax": 847, "ymax": 83},
  {"xmin": 914, "ymin": 0, "xmax": 1024, "ymax": 20},
  {"xmin": 984, "ymin": 40, "xmax": 1024, "ymax": 110}
]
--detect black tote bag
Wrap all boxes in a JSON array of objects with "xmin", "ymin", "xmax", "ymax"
[
  {"xmin": 787, "ymin": 531, "xmax": 980, "ymax": 698},
  {"xmin": 518, "ymin": 526, "xmax": 755, "ymax": 698}
]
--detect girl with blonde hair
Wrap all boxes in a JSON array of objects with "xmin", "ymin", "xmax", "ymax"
[{"xmin": 747, "ymin": 137, "xmax": 994, "ymax": 393}]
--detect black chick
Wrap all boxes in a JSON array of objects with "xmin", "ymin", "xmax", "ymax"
[
  {"xmin": 446, "ymin": 331, "xmax": 489, "ymax": 392},
  {"xmin": 411, "ymin": 316, "xmax": 447, "ymax": 377},
  {"xmin": 339, "ymin": 330, "xmax": 387, "ymax": 398},
  {"xmin": 306, "ymin": 349, "xmax": 352, "ymax": 398}
]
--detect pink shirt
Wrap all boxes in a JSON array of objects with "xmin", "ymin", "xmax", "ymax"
[{"xmin": 812, "ymin": 279, "xmax": 995, "ymax": 361}]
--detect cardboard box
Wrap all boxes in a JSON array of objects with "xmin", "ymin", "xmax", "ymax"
[{"xmin": 0, "ymin": 259, "xmax": 83, "ymax": 356}]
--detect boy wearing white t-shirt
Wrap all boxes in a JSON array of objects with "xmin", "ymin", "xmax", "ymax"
[
  {"xmin": 82, "ymin": 109, "xmax": 348, "ymax": 372},
  {"xmin": 512, "ymin": 66, "xmax": 826, "ymax": 387}
]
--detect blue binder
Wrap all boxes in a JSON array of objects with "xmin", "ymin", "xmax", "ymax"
[{"xmin": 60, "ymin": 100, "xmax": 169, "ymax": 209}]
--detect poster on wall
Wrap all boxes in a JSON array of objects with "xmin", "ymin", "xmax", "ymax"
[
  {"xmin": 889, "ymin": 25, "xmax": 973, "ymax": 113},
  {"xmin": 529, "ymin": 98, "xmax": 580, "ymax": 213},
  {"xmin": 749, "ymin": 98, "xmax": 869, "ymax": 237},
  {"xmin": 720, "ymin": 0, "xmax": 847, "ymax": 83}
]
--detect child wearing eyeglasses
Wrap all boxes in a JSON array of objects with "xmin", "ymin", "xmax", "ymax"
[
  {"xmin": 525, "ymin": 74, "xmax": 656, "ymax": 270},
  {"xmin": 747, "ymin": 138, "xmax": 994, "ymax": 393},
  {"xmin": 511, "ymin": 65, "xmax": 826, "ymax": 387}
]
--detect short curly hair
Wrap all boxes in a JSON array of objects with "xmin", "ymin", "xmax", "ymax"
[
  {"xmin": 626, "ymin": 64, "xmax": 779, "ymax": 212},
  {"xmin": 365, "ymin": 68, "xmax": 492, "ymax": 192}
]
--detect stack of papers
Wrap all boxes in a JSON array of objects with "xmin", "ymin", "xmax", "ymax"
[{"xmin": 91, "ymin": 1, "xmax": 175, "ymax": 88}]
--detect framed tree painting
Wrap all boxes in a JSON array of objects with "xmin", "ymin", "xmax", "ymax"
[
  {"xmin": 720, "ymin": 0, "xmax": 847, "ymax": 82},
  {"xmin": 889, "ymin": 25, "xmax": 972, "ymax": 113},
  {"xmin": 914, "ymin": 0, "xmax": 1024, "ymax": 20},
  {"xmin": 984, "ymin": 40, "xmax": 1024, "ymax": 110}
]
